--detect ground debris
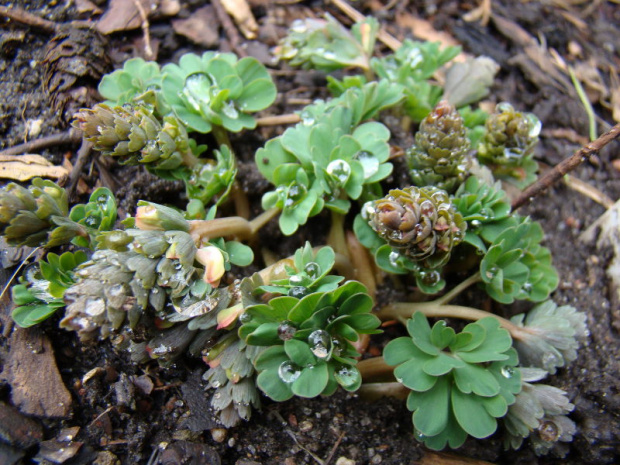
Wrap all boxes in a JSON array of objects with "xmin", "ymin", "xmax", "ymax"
[
  {"xmin": 171, "ymin": 5, "xmax": 220, "ymax": 48},
  {"xmin": 0, "ymin": 327, "xmax": 72, "ymax": 418},
  {"xmin": 0, "ymin": 401, "xmax": 43, "ymax": 448},
  {"xmin": 34, "ymin": 427, "xmax": 83, "ymax": 464}
]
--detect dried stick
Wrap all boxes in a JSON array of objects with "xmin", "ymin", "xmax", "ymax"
[
  {"xmin": 512, "ymin": 123, "xmax": 620, "ymax": 210},
  {"xmin": 211, "ymin": 0, "xmax": 247, "ymax": 58},
  {"xmin": 256, "ymin": 114, "xmax": 301, "ymax": 126},
  {"xmin": 0, "ymin": 5, "xmax": 59, "ymax": 34},
  {"xmin": 0, "ymin": 128, "xmax": 82, "ymax": 156},
  {"xmin": 66, "ymin": 139, "xmax": 93, "ymax": 201},
  {"xmin": 132, "ymin": 0, "xmax": 155, "ymax": 60},
  {"xmin": 329, "ymin": 0, "xmax": 401, "ymax": 51}
]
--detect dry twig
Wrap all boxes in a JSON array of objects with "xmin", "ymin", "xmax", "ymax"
[
  {"xmin": 0, "ymin": 5, "xmax": 59, "ymax": 33},
  {"xmin": 0, "ymin": 129, "xmax": 82, "ymax": 156},
  {"xmin": 211, "ymin": 0, "xmax": 248, "ymax": 57},
  {"xmin": 512, "ymin": 123, "xmax": 620, "ymax": 210},
  {"xmin": 66, "ymin": 139, "xmax": 93, "ymax": 201},
  {"xmin": 132, "ymin": 0, "xmax": 155, "ymax": 60}
]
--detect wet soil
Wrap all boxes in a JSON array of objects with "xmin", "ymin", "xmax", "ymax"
[{"xmin": 1, "ymin": 1, "xmax": 619, "ymax": 464}]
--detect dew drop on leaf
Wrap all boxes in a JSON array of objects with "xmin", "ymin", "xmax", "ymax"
[
  {"xmin": 288, "ymin": 286, "xmax": 307, "ymax": 298},
  {"xmin": 289, "ymin": 275, "xmax": 304, "ymax": 285},
  {"xmin": 334, "ymin": 365, "xmax": 360, "ymax": 388},
  {"xmin": 222, "ymin": 101, "xmax": 239, "ymax": 119},
  {"xmin": 538, "ymin": 420, "xmax": 559, "ymax": 442},
  {"xmin": 326, "ymin": 159, "xmax": 351, "ymax": 184},
  {"xmin": 356, "ymin": 151, "xmax": 379, "ymax": 178},
  {"xmin": 277, "ymin": 321, "xmax": 297, "ymax": 341},
  {"xmin": 304, "ymin": 262, "xmax": 321, "ymax": 279},
  {"xmin": 83, "ymin": 297, "xmax": 105, "ymax": 316},
  {"xmin": 308, "ymin": 329, "xmax": 332, "ymax": 359},
  {"xmin": 278, "ymin": 360, "xmax": 302, "ymax": 383},
  {"xmin": 501, "ymin": 366, "xmax": 515, "ymax": 378}
]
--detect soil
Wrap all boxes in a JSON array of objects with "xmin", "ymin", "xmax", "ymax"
[{"xmin": 1, "ymin": 1, "xmax": 619, "ymax": 464}]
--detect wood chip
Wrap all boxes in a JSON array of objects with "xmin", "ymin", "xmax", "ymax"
[
  {"xmin": 0, "ymin": 154, "xmax": 69, "ymax": 181},
  {"xmin": 1, "ymin": 328, "xmax": 72, "ymax": 418},
  {"xmin": 172, "ymin": 5, "xmax": 220, "ymax": 47},
  {"xmin": 220, "ymin": 0, "xmax": 259, "ymax": 39}
]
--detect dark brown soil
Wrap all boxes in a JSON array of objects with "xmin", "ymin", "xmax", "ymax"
[{"xmin": 1, "ymin": 1, "xmax": 619, "ymax": 464}]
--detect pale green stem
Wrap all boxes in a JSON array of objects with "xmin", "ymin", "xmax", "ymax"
[
  {"xmin": 327, "ymin": 211, "xmax": 348, "ymax": 259},
  {"xmin": 357, "ymin": 356, "xmax": 393, "ymax": 380},
  {"xmin": 189, "ymin": 217, "xmax": 252, "ymax": 242},
  {"xmin": 377, "ymin": 301, "xmax": 526, "ymax": 340},
  {"xmin": 180, "ymin": 149, "xmax": 201, "ymax": 168},
  {"xmin": 212, "ymin": 125, "xmax": 233, "ymax": 150},
  {"xmin": 248, "ymin": 207, "xmax": 280, "ymax": 235},
  {"xmin": 432, "ymin": 271, "xmax": 482, "ymax": 306},
  {"xmin": 569, "ymin": 66, "xmax": 597, "ymax": 142}
]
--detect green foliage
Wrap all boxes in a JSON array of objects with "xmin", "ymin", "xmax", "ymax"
[
  {"xmin": 477, "ymin": 102, "xmax": 541, "ymax": 188},
  {"xmin": 12, "ymin": 251, "xmax": 88, "ymax": 327},
  {"xmin": 239, "ymin": 280, "xmax": 381, "ymax": 401},
  {"xmin": 259, "ymin": 243, "xmax": 344, "ymax": 297},
  {"xmin": 185, "ymin": 145, "xmax": 237, "ymax": 205},
  {"xmin": 161, "ymin": 52, "xmax": 276, "ymax": 133},
  {"xmin": 384, "ymin": 313, "xmax": 522, "ymax": 450},
  {"xmin": 275, "ymin": 14, "xmax": 378, "ymax": 72},
  {"xmin": 256, "ymin": 83, "xmax": 398, "ymax": 235},
  {"xmin": 480, "ymin": 217, "xmax": 558, "ymax": 304},
  {"xmin": 370, "ymin": 40, "xmax": 461, "ymax": 121},
  {"xmin": 69, "ymin": 187, "xmax": 117, "ymax": 248},
  {"xmin": 452, "ymin": 177, "xmax": 511, "ymax": 253},
  {"xmin": 98, "ymin": 57, "xmax": 167, "ymax": 115}
]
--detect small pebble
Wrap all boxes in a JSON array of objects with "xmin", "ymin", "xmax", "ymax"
[
  {"xmin": 335, "ymin": 458, "xmax": 355, "ymax": 465},
  {"xmin": 299, "ymin": 420, "xmax": 313, "ymax": 432},
  {"xmin": 211, "ymin": 428, "xmax": 227, "ymax": 443}
]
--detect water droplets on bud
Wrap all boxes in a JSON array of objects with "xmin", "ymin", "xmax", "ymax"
[
  {"xmin": 503, "ymin": 147, "xmax": 523, "ymax": 160},
  {"xmin": 304, "ymin": 262, "xmax": 321, "ymax": 279},
  {"xmin": 96, "ymin": 194, "xmax": 109, "ymax": 211},
  {"xmin": 526, "ymin": 114, "xmax": 542, "ymax": 138},
  {"xmin": 538, "ymin": 420, "xmax": 559, "ymax": 442},
  {"xmin": 334, "ymin": 365, "xmax": 360, "ymax": 388},
  {"xmin": 84, "ymin": 216, "xmax": 98, "ymax": 227},
  {"xmin": 277, "ymin": 321, "xmax": 297, "ymax": 341},
  {"xmin": 83, "ymin": 297, "xmax": 105, "ymax": 316},
  {"xmin": 361, "ymin": 201, "xmax": 375, "ymax": 220},
  {"xmin": 278, "ymin": 360, "xmax": 302, "ymax": 383},
  {"xmin": 288, "ymin": 286, "xmax": 307, "ymax": 299},
  {"xmin": 308, "ymin": 329, "xmax": 332, "ymax": 359},
  {"xmin": 326, "ymin": 159, "xmax": 351, "ymax": 184},
  {"xmin": 501, "ymin": 366, "xmax": 515, "ymax": 378},
  {"xmin": 431, "ymin": 191, "xmax": 449, "ymax": 205},
  {"xmin": 420, "ymin": 200, "xmax": 435, "ymax": 217}
]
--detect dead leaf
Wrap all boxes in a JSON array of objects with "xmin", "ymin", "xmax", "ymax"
[
  {"xmin": 1, "ymin": 328, "xmax": 72, "ymax": 418},
  {"xmin": 0, "ymin": 154, "xmax": 68, "ymax": 181},
  {"xmin": 172, "ymin": 5, "xmax": 220, "ymax": 48},
  {"xmin": 220, "ymin": 0, "xmax": 258, "ymax": 39},
  {"xmin": 96, "ymin": 0, "xmax": 180, "ymax": 34}
]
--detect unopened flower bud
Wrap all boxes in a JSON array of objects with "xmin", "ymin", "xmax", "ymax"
[
  {"xmin": 134, "ymin": 201, "xmax": 189, "ymax": 232},
  {"xmin": 196, "ymin": 245, "xmax": 226, "ymax": 287}
]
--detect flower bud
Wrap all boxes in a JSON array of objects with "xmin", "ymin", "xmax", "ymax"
[
  {"xmin": 196, "ymin": 245, "xmax": 226, "ymax": 287},
  {"xmin": 134, "ymin": 201, "xmax": 189, "ymax": 232}
]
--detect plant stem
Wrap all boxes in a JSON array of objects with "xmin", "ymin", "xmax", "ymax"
[
  {"xmin": 357, "ymin": 356, "xmax": 394, "ymax": 380},
  {"xmin": 346, "ymin": 231, "xmax": 376, "ymax": 300},
  {"xmin": 256, "ymin": 114, "xmax": 301, "ymax": 126},
  {"xmin": 432, "ymin": 271, "xmax": 482, "ymax": 306},
  {"xmin": 327, "ymin": 211, "xmax": 349, "ymax": 259},
  {"xmin": 189, "ymin": 217, "xmax": 252, "ymax": 242},
  {"xmin": 180, "ymin": 149, "xmax": 202, "ymax": 169},
  {"xmin": 377, "ymin": 301, "xmax": 525, "ymax": 339},
  {"xmin": 248, "ymin": 207, "xmax": 280, "ymax": 234},
  {"xmin": 212, "ymin": 126, "xmax": 232, "ymax": 150}
]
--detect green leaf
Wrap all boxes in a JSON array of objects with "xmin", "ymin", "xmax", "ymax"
[
  {"xmin": 257, "ymin": 370, "xmax": 294, "ymax": 401},
  {"xmin": 407, "ymin": 376, "xmax": 450, "ymax": 436},
  {"xmin": 225, "ymin": 241, "xmax": 254, "ymax": 266},
  {"xmin": 291, "ymin": 363, "xmax": 329, "ymax": 398},
  {"xmin": 407, "ymin": 313, "xmax": 440, "ymax": 356},
  {"xmin": 284, "ymin": 339, "xmax": 316, "ymax": 367},
  {"xmin": 246, "ymin": 322, "xmax": 281, "ymax": 345},
  {"xmin": 451, "ymin": 388, "xmax": 498, "ymax": 438},
  {"xmin": 394, "ymin": 358, "xmax": 437, "ymax": 392},
  {"xmin": 422, "ymin": 352, "xmax": 464, "ymax": 376},
  {"xmin": 453, "ymin": 363, "xmax": 500, "ymax": 397}
]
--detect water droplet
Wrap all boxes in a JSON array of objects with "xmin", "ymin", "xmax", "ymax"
[
  {"xmin": 334, "ymin": 365, "xmax": 360, "ymax": 388},
  {"xmin": 496, "ymin": 102, "xmax": 514, "ymax": 113},
  {"xmin": 284, "ymin": 182, "xmax": 307, "ymax": 207},
  {"xmin": 356, "ymin": 150, "xmax": 379, "ymax": 178},
  {"xmin": 278, "ymin": 360, "xmax": 302, "ymax": 383},
  {"xmin": 485, "ymin": 266, "xmax": 499, "ymax": 280},
  {"xmin": 222, "ymin": 101, "xmax": 239, "ymax": 119},
  {"xmin": 289, "ymin": 275, "xmax": 304, "ymax": 285},
  {"xmin": 503, "ymin": 147, "xmax": 522, "ymax": 160},
  {"xmin": 389, "ymin": 251, "xmax": 401, "ymax": 267},
  {"xmin": 420, "ymin": 200, "xmax": 435, "ymax": 216},
  {"xmin": 431, "ymin": 191, "xmax": 449, "ymax": 204},
  {"xmin": 239, "ymin": 312, "xmax": 252, "ymax": 324},
  {"xmin": 522, "ymin": 282, "xmax": 532, "ymax": 293},
  {"xmin": 324, "ymin": 51, "xmax": 336, "ymax": 60},
  {"xmin": 470, "ymin": 219, "xmax": 482, "ymax": 229},
  {"xmin": 97, "ymin": 194, "xmax": 109, "ymax": 210},
  {"xmin": 182, "ymin": 73, "xmax": 212, "ymax": 112},
  {"xmin": 418, "ymin": 270, "xmax": 440, "ymax": 286},
  {"xmin": 84, "ymin": 216, "xmax": 98, "ymax": 227},
  {"xmin": 288, "ymin": 286, "xmax": 307, "ymax": 299},
  {"xmin": 211, "ymin": 380, "xmax": 221, "ymax": 388},
  {"xmin": 414, "ymin": 430, "xmax": 425, "ymax": 441},
  {"xmin": 290, "ymin": 19, "xmax": 306, "ymax": 33},
  {"xmin": 361, "ymin": 201, "xmax": 375, "ymax": 220},
  {"xmin": 308, "ymin": 329, "xmax": 332, "ymax": 359},
  {"xmin": 174, "ymin": 262, "xmax": 183, "ymax": 270},
  {"xmin": 300, "ymin": 111, "xmax": 315, "ymax": 126},
  {"xmin": 326, "ymin": 159, "xmax": 352, "ymax": 184},
  {"xmin": 538, "ymin": 420, "xmax": 559, "ymax": 442},
  {"xmin": 277, "ymin": 321, "xmax": 297, "ymax": 340},
  {"xmin": 542, "ymin": 352, "xmax": 561, "ymax": 369},
  {"xmin": 501, "ymin": 366, "xmax": 515, "ymax": 378},
  {"xmin": 84, "ymin": 297, "xmax": 105, "ymax": 316},
  {"xmin": 304, "ymin": 262, "xmax": 321, "ymax": 279},
  {"xmin": 527, "ymin": 114, "xmax": 542, "ymax": 138}
]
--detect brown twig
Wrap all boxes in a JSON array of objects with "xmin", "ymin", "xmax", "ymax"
[
  {"xmin": 132, "ymin": 0, "xmax": 155, "ymax": 60},
  {"xmin": 329, "ymin": 0, "xmax": 402, "ymax": 51},
  {"xmin": 256, "ymin": 114, "xmax": 301, "ymax": 126},
  {"xmin": 512, "ymin": 123, "xmax": 620, "ymax": 210},
  {"xmin": 66, "ymin": 139, "xmax": 93, "ymax": 201},
  {"xmin": 0, "ymin": 5, "xmax": 59, "ymax": 34},
  {"xmin": 211, "ymin": 0, "xmax": 248, "ymax": 58},
  {"xmin": 0, "ymin": 128, "xmax": 82, "ymax": 156}
]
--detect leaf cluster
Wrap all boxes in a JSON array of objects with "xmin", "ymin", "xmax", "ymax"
[
  {"xmin": 256, "ymin": 83, "xmax": 401, "ymax": 235},
  {"xmin": 384, "ymin": 313, "xmax": 522, "ymax": 450},
  {"xmin": 239, "ymin": 281, "xmax": 381, "ymax": 400},
  {"xmin": 12, "ymin": 251, "xmax": 88, "ymax": 327}
]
